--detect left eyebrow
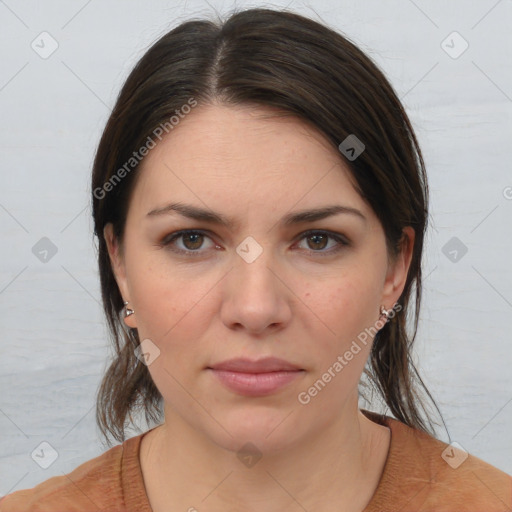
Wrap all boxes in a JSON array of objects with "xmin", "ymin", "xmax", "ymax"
[{"xmin": 146, "ymin": 202, "xmax": 367, "ymax": 228}]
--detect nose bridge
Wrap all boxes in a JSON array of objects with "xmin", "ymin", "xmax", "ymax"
[
  {"xmin": 220, "ymin": 234, "xmax": 291, "ymax": 333},
  {"xmin": 232, "ymin": 234, "xmax": 279, "ymax": 294}
]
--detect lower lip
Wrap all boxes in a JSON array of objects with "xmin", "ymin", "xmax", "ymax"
[{"xmin": 208, "ymin": 369, "xmax": 304, "ymax": 396}]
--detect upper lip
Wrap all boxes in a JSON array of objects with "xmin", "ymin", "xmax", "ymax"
[{"xmin": 209, "ymin": 357, "xmax": 303, "ymax": 373}]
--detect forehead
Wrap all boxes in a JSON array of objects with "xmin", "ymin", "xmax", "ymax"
[
  {"xmin": 128, "ymin": 103, "xmax": 369, "ymax": 223},
  {"xmin": 141, "ymin": 103, "xmax": 345, "ymax": 172}
]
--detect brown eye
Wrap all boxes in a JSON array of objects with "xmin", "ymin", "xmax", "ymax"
[
  {"xmin": 181, "ymin": 232, "xmax": 204, "ymax": 250},
  {"xmin": 160, "ymin": 229, "xmax": 348, "ymax": 258},
  {"xmin": 306, "ymin": 233, "xmax": 329, "ymax": 251},
  {"xmin": 295, "ymin": 230, "xmax": 349, "ymax": 256},
  {"xmin": 161, "ymin": 230, "xmax": 217, "ymax": 256}
]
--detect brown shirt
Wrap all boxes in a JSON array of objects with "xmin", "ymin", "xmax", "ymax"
[{"xmin": 1, "ymin": 409, "xmax": 511, "ymax": 511}]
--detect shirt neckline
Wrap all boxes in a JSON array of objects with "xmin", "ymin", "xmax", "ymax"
[{"xmin": 120, "ymin": 409, "xmax": 410, "ymax": 512}]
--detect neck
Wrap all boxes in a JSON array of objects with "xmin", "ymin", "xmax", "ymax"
[{"xmin": 140, "ymin": 401, "xmax": 391, "ymax": 512}]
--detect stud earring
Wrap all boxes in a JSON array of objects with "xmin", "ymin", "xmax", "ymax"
[
  {"xmin": 379, "ymin": 305, "xmax": 390, "ymax": 319},
  {"xmin": 123, "ymin": 301, "xmax": 135, "ymax": 318}
]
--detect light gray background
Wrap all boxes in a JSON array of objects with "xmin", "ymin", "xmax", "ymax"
[{"xmin": 1, "ymin": 0, "xmax": 511, "ymax": 496}]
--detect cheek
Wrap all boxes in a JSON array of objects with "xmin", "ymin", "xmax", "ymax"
[
  {"xmin": 306, "ymin": 268, "xmax": 382, "ymax": 355},
  {"xmin": 126, "ymin": 257, "xmax": 221, "ymax": 356}
]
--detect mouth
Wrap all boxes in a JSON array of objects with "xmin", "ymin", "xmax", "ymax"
[
  {"xmin": 207, "ymin": 357, "xmax": 305, "ymax": 396},
  {"xmin": 208, "ymin": 356, "xmax": 303, "ymax": 373},
  {"xmin": 207, "ymin": 368, "xmax": 305, "ymax": 396}
]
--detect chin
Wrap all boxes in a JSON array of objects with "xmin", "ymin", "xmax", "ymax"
[{"xmin": 205, "ymin": 408, "xmax": 303, "ymax": 455}]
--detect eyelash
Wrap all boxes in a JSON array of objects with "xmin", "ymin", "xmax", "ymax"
[{"xmin": 159, "ymin": 229, "xmax": 349, "ymax": 258}]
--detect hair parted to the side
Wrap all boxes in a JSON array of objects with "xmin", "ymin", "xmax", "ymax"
[{"xmin": 91, "ymin": 6, "xmax": 447, "ymax": 446}]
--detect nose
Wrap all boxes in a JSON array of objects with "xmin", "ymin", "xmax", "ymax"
[{"xmin": 219, "ymin": 243, "xmax": 292, "ymax": 336}]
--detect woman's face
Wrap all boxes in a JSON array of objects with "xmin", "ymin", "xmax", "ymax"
[{"xmin": 104, "ymin": 103, "xmax": 413, "ymax": 453}]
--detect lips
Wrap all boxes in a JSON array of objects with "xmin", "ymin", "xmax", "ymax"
[
  {"xmin": 207, "ymin": 357, "xmax": 305, "ymax": 396},
  {"xmin": 208, "ymin": 357, "xmax": 303, "ymax": 373}
]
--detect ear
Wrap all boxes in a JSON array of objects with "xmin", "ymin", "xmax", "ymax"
[
  {"xmin": 103, "ymin": 223, "xmax": 137, "ymax": 329},
  {"xmin": 380, "ymin": 226, "xmax": 415, "ymax": 312}
]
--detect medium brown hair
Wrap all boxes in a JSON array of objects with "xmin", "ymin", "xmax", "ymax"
[{"xmin": 91, "ymin": 7, "xmax": 446, "ymax": 445}]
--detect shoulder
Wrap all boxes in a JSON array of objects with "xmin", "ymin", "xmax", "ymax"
[
  {"xmin": 0, "ymin": 434, "xmax": 144, "ymax": 512},
  {"xmin": 362, "ymin": 409, "xmax": 512, "ymax": 511},
  {"xmin": 408, "ymin": 426, "xmax": 511, "ymax": 510}
]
